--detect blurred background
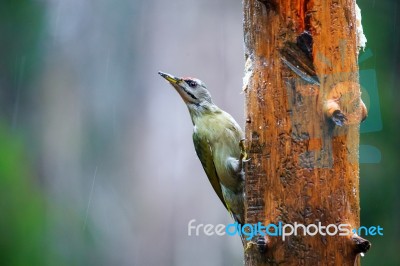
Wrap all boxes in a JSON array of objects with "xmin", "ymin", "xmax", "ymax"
[{"xmin": 0, "ymin": 0, "xmax": 398, "ymax": 265}]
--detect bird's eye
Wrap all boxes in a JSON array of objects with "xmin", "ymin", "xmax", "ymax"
[{"xmin": 186, "ymin": 80, "xmax": 197, "ymax": 88}]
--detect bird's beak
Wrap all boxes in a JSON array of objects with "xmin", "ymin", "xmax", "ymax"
[
  {"xmin": 159, "ymin": 71, "xmax": 195, "ymax": 104},
  {"xmin": 158, "ymin": 71, "xmax": 182, "ymax": 84}
]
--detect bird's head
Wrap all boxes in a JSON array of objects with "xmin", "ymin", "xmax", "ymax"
[{"xmin": 158, "ymin": 71, "xmax": 213, "ymax": 105}]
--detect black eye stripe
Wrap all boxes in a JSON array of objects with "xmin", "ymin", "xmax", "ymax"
[
  {"xmin": 185, "ymin": 80, "xmax": 197, "ymax": 88},
  {"xmin": 182, "ymin": 87, "xmax": 197, "ymax": 100}
]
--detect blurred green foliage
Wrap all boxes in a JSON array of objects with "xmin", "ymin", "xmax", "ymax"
[
  {"xmin": 0, "ymin": 124, "xmax": 47, "ymax": 265},
  {"xmin": 0, "ymin": 1, "xmax": 52, "ymax": 265},
  {"xmin": 0, "ymin": 0, "xmax": 44, "ymax": 118},
  {"xmin": 0, "ymin": 0, "xmax": 45, "ymax": 264},
  {"xmin": 358, "ymin": 1, "xmax": 400, "ymax": 265}
]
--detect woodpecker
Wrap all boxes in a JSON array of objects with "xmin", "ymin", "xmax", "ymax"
[{"xmin": 159, "ymin": 71, "xmax": 246, "ymax": 225}]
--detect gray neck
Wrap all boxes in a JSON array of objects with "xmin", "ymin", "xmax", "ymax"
[{"xmin": 187, "ymin": 101, "xmax": 220, "ymax": 125}]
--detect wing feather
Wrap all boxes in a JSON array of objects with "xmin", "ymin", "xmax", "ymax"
[{"xmin": 192, "ymin": 132, "xmax": 227, "ymax": 210}]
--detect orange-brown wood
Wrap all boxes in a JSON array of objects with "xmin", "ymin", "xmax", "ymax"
[{"xmin": 243, "ymin": 0, "xmax": 369, "ymax": 265}]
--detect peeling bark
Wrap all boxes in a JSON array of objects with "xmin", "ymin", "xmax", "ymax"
[{"xmin": 243, "ymin": 0, "xmax": 369, "ymax": 265}]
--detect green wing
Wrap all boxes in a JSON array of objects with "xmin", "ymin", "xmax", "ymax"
[{"xmin": 192, "ymin": 132, "xmax": 227, "ymax": 210}]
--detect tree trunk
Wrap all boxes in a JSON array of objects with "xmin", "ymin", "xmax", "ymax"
[{"xmin": 243, "ymin": 0, "xmax": 370, "ymax": 265}]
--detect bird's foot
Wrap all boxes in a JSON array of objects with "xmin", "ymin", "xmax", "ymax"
[
  {"xmin": 245, "ymin": 241, "xmax": 255, "ymax": 252},
  {"xmin": 244, "ymin": 234, "xmax": 268, "ymax": 254},
  {"xmin": 239, "ymin": 139, "xmax": 250, "ymax": 164}
]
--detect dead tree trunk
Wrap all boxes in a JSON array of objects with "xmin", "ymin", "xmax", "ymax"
[{"xmin": 243, "ymin": 0, "xmax": 370, "ymax": 265}]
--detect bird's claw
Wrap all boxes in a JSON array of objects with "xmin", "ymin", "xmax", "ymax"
[
  {"xmin": 239, "ymin": 139, "xmax": 249, "ymax": 163},
  {"xmin": 245, "ymin": 240, "xmax": 256, "ymax": 252},
  {"xmin": 244, "ymin": 235, "xmax": 268, "ymax": 254}
]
